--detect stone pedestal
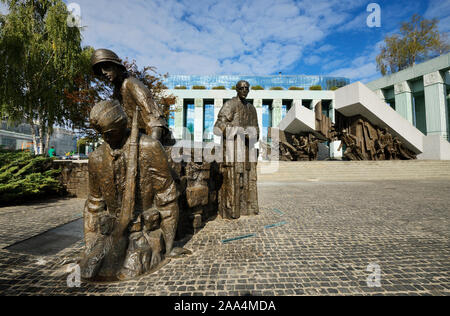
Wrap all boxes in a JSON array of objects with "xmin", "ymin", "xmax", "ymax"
[
  {"xmin": 394, "ymin": 81, "xmax": 414, "ymax": 124},
  {"xmin": 424, "ymin": 71, "xmax": 448, "ymax": 140}
]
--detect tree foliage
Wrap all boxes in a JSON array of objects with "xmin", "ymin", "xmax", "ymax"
[
  {"xmin": 251, "ymin": 85, "xmax": 264, "ymax": 90},
  {"xmin": 0, "ymin": 0, "xmax": 88, "ymax": 153},
  {"xmin": 376, "ymin": 14, "xmax": 450, "ymax": 75},
  {"xmin": 0, "ymin": 150, "xmax": 63, "ymax": 205}
]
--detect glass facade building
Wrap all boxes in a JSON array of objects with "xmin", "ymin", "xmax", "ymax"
[{"xmin": 164, "ymin": 75, "xmax": 349, "ymax": 91}]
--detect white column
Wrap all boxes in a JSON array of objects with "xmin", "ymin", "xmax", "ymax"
[
  {"xmin": 374, "ymin": 89, "xmax": 385, "ymax": 102},
  {"xmin": 424, "ymin": 71, "xmax": 448, "ymax": 139},
  {"xmin": 173, "ymin": 97, "xmax": 184, "ymax": 140},
  {"xmin": 329, "ymin": 99, "xmax": 342, "ymax": 159},
  {"xmin": 292, "ymin": 99, "xmax": 302, "ymax": 111},
  {"xmin": 194, "ymin": 98, "xmax": 204, "ymax": 144},
  {"xmin": 394, "ymin": 81, "xmax": 414, "ymax": 124},
  {"xmin": 213, "ymin": 98, "xmax": 223, "ymax": 144},
  {"xmin": 254, "ymin": 98, "xmax": 263, "ymax": 141}
]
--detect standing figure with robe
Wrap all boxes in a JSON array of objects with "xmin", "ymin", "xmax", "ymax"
[{"xmin": 213, "ymin": 81, "xmax": 260, "ymax": 219}]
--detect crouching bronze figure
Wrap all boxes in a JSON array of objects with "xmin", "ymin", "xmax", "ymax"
[{"xmin": 80, "ymin": 100, "xmax": 179, "ymax": 281}]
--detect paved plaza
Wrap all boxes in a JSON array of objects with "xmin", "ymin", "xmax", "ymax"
[{"xmin": 0, "ymin": 179, "xmax": 449, "ymax": 296}]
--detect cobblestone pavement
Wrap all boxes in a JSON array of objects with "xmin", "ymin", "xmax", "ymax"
[
  {"xmin": 0, "ymin": 198, "xmax": 85, "ymax": 249},
  {"xmin": 0, "ymin": 180, "xmax": 449, "ymax": 296}
]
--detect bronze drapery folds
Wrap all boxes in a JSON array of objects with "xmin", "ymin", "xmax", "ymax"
[{"xmin": 213, "ymin": 81, "xmax": 260, "ymax": 219}]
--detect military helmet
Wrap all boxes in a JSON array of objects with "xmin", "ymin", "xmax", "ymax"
[{"xmin": 91, "ymin": 48, "xmax": 127, "ymax": 76}]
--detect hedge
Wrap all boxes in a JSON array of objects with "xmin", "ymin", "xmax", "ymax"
[
  {"xmin": 0, "ymin": 151, "xmax": 64, "ymax": 205},
  {"xmin": 174, "ymin": 86, "xmax": 187, "ymax": 90},
  {"xmin": 212, "ymin": 86, "xmax": 226, "ymax": 90},
  {"xmin": 251, "ymin": 85, "xmax": 265, "ymax": 90},
  {"xmin": 192, "ymin": 85, "xmax": 207, "ymax": 90},
  {"xmin": 270, "ymin": 87, "xmax": 284, "ymax": 90},
  {"xmin": 289, "ymin": 86, "xmax": 305, "ymax": 90},
  {"xmin": 309, "ymin": 85, "xmax": 323, "ymax": 90}
]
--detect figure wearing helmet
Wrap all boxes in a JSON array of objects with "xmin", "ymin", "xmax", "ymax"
[{"xmin": 91, "ymin": 49, "xmax": 168, "ymax": 141}]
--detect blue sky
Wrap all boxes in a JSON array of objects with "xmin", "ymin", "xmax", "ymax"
[{"xmin": 1, "ymin": 0, "xmax": 449, "ymax": 83}]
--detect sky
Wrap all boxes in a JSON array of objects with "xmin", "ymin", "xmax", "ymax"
[{"xmin": 1, "ymin": 0, "xmax": 449, "ymax": 84}]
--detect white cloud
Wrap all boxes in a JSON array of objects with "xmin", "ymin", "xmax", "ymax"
[
  {"xmin": 72, "ymin": 0, "xmax": 370, "ymax": 75},
  {"xmin": 425, "ymin": 0, "xmax": 450, "ymax": 32},
  {"xmin": 317, "ymin": 44, "xmax": 334, "ymax": 53},
  {"xmin": 329, "ymin": 44, "xmax": 382, "ymax": 83},
  {"xmin": 336, "ymin": 12, "xmax": 368, "ymax": 33},
  {"xmin": 304, "ymin": 55, "xmax": 321, "ymax": 65}
]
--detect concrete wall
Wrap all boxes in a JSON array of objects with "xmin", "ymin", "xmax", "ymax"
[
  {"xmin": 366, "ymin": 53, "xmax": 450, "ymax": 91},
  {"xmin": 55, "ymin": 160, "xmax": 89, "ymax": 199},
  {"xmin": 418, "ymin": 134, "xmax": 450, "ymax": 160}
]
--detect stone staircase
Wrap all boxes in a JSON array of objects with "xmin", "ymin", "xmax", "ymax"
[{"xmin": 257, "ymin": 160, "xmax": 450, "ymax": 182}]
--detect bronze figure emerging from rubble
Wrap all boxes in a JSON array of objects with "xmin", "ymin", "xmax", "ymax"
[
  {"xmin": 214, "ymin": 81, "xmax": 259, "ymax": 219},
  {"xmin": 336, "ymin": 116, "xmax": 416, "ymax": 161},
  {"xmin": 275, "ymin": 130, "xmax": 320, "ymax": 161},
  {"xmin": 80, "ymin": 100, "xmax": 179, "ymax": 281}
]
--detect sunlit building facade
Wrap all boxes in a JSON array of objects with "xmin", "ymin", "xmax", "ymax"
[
  {"xmin": 0, "ymin": 122, "xmax": 77, "ymax": 155},
  {"xmin": 164, "ymin": 75, "xmax": 349, "ymax": 144}
]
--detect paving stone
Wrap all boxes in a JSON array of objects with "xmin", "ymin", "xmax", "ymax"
[{"xmin": 0, "ymin": 180, "xmax": 449, "ymax": 296}]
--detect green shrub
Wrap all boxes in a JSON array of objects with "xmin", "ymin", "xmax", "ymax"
[
  {"xmin": 309, "ymin": 85, "xmax": 323, "ymax": 91},
  {"xmin": 330, "ymin": 86, "xmax": 339, "ymax": 91},
  {"xmin": 231, "ymin": 86, "xmax": 236, "ymax": 90},
  {"xmin": 212, "ymin": 86, "xmax": 226, "ymax": 90},
  {"xmin": 174, "ymin": 86, "xmax": 187, "ymax": 90},
  {"xmin": 270, "ymin": 87, "xmax": 284, "ymax": 90},
  {"xmin": 251, "ymin": 85, "xmax": 265, "ymax": 90},
  {"xmin": 0, "ymin": 151, "xmax": 64, "ymax": 205},
  {"xmin": 289, "ymin": 86, "xmax": 305, "ymax": 90},
  {"xmin": 192, "ymin": 85, "xmax": 207, "ymax": 90}
]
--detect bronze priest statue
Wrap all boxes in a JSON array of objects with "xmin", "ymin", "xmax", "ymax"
[{"xmin": 214, "ymin": 80, "xmax": 259, "ymax": 219}]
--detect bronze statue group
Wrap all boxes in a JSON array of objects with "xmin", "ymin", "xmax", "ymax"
[
  {"xmin": 81, "ymin": 49, "xmax": 260, "ymax": 281},
  {"xmin": 81, "ymin": 49, "xmax": 416, "ymax": 282}
]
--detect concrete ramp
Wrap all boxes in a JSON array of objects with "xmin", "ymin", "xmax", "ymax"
[
  {"xmin": 335, "ymin": 82, "xmax": 424, "ymax": 154},
  {"xmin": 278, "ymin": 102, "xmax": 326, "ymax": 140}
]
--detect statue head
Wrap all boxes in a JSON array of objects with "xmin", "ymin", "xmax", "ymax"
[
  {"xmin": 90, "ymin": 100, "xmax": 128, "ymax": 149},
  {"xmin": 91, "ymin": 49, "xmax": 127, "ymax": 83},
  {"xmin": 236, "ymin": 80, "xmax": 250, "ymax": 101}
]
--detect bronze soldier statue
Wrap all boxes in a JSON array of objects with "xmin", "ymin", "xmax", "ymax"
[
  {"xmin": 307, "ymin": 134, "xmax": 320, "ymax": 161},
  {"xmin": 214, "ymin": 80, "xmax": 259, "ymax": 219},
  {"xmin": 338, "ymin": 128, "xmax": 364, "ymax": 161},
  {"xmin": 91, "ymin": 49, "xmax": 168, "ymax": 141},
  {"xmin": 80, "ymin": 100, "xmax": 179, "ymax": 281}
]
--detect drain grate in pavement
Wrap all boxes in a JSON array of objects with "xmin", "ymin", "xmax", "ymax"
[{"xmin": 6, "ymin": 218, "xmax": 83, "ymax": 256}]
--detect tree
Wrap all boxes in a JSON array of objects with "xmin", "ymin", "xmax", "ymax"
[
  {"xmin": 377, "ymin": 14, "xmax": 450, "ymax": 75},
  {"xmin": 0, "ymin": 0, "xmax": 87, "ymax": 154}
]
